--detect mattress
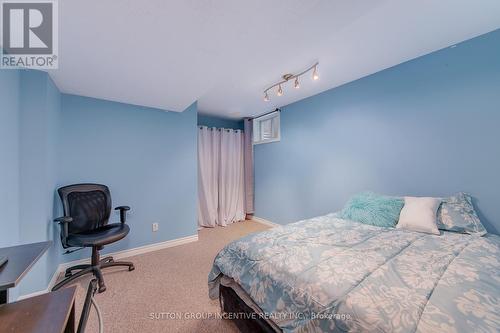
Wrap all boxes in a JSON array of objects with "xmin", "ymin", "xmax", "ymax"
[{"xmin": 209, "ymin": 214, "xmax": 500, "ymax": 332}]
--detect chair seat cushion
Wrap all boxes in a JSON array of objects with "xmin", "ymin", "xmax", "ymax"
[{"xmin": 67, "ymin": 223, "xmax": 130, "ymax": 247}]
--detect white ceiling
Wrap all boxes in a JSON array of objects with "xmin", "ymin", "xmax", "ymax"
[{"xmin": 48, "ymin": 0, "xmax": 500, "ymax": 118}]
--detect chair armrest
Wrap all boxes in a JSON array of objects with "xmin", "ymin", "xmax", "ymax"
[
  {"xmin": 114, "ymin": 206, "xmax": 130, "ymax": 223},
  {"xmin": 54, "ymin": 216, "xmax": 73, "ymax": 239},
  {"xmin": 54, "ymin": 216, "xmax": 73, "ymax": 224}
]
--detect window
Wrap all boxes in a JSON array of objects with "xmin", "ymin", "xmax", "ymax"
[{"xmin": 253, "ymin": 111, "xmax": 280, "ymax": 145}]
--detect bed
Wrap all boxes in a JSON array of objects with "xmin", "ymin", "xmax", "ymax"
[{"xmin": 208, "ymin": 213, "xmax": 500, "ymax": 332}]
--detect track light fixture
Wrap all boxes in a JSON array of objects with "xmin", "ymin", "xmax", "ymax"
[
  {"xmin": 312, "ymin": 64, "xmax": 319, "ymax": 80},
  {"xmin": 263, "ymin": 62, "xmax": 319, "ymax": 101}
]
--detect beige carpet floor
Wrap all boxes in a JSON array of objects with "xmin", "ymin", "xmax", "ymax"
[{"xmin": 59, "ymin": 220, "xmax": 270, "ymax": 333}]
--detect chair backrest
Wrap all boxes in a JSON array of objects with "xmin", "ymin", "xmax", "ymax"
[{"xmin": 58, "ymin": 184, "xmax": 112, "ymax": 235}]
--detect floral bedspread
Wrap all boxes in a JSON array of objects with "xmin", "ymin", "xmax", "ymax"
[{"xmin": 208, "ymin": 214, "xmax": 500, "ymax": 332}]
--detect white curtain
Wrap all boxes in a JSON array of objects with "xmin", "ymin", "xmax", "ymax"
[
  {"xmin": 197, "ymin": 127, "xmax": 220, "ymax": 227},
  {"xmin": 243, "ymin": 118, "xmax": 254, "ymax": 214},
  {"xmin": 218, "ymin": 129, "xmax": 245, "ymax": 226},
  {"xmin": 198, "ymin": 127, "xmax": 245, "ymax": 227}
]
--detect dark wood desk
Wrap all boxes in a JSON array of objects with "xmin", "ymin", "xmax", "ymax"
[
  {"xmin": 0, "ymin": 286, "xmax": 77, "ymax": 333},
  {"xmin": 0, "ymin": 241, "xmax": 52, "ymax": 304}
]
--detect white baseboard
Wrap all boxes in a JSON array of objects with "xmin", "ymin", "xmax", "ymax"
[
  {"xmin": 251, "ymin": 216, "xmax": 281, "ymax": 228},
  {"xmin": 18, "ymin": 234, "xmax": 198, "ymax": 301}
]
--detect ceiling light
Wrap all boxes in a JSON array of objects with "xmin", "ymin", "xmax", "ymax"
[
  {"xmin": 262, "ymin": 62, "xmax": 319, "ymax": 101},
  {"xmin": 294, "ymin": 77, "xmax": 300, "ymax": 89},
  {"xmin": 312, "ymin": 65, "xmax": 319, "ymax": 80}
]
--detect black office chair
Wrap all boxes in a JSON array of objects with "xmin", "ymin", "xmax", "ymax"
[{"xmin": 52, "ymin": 184, "xmax": 134, "ymax": 293}]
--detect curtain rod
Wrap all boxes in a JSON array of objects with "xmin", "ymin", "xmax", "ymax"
[
  {"xmin": 248, "ymin": 108, "xmax": 281, "ymax": 121},
  {"xmin": 198, "ymin": 126, "xmax": 242, "ymax": 132}
]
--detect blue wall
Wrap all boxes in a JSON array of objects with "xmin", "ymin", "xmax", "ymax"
[
  {"xmin": 254, "ymin": 29, "xmax": 500, "ymax": 234},
  {"xmin": 198, "ymin": 113, "xmax": 244, "ymax": 129},
  {"xmin": 17, "ymin": 70, "xmax": 62, "ymax": 296},
  {"xmin": 0, "ymin": 69, "xmax": 198, "ymax": 296},
  {"xmin": 0, "ymin": 70, "xmax": 62, "ymax": 297},
  {"xmin": 58, "ymin": 96, "xmax": 198, "ymax": 263},
  {"xmin": 0, "ymin": 70, "xmax": 20, "ymax": 248}
]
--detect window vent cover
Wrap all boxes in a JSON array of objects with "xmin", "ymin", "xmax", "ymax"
[{"xmin": 253, "ymin": 111, "xmax": 280, "ymax": 145}]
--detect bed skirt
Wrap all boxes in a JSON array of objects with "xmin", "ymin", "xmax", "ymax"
[{"xmin": 218, "ymin": 276, "xmax": 281, "ymax": 333}]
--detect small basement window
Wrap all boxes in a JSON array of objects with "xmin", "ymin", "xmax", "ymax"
[{"xmin": 253, "ymin": 111, "xmax": 280, "ymax": 145}]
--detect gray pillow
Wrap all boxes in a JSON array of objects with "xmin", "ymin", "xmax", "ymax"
[{"xmin": 437, "ymin": 192, "xmax": 486, "ymax": 236}]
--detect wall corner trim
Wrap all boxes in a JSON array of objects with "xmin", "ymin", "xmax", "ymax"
[
  {"xmin": 18, "ymin": 234, "xmax": 199, "ymax": 300},
  {"xmin": 251, "ymin": 216, "xmax": 280, "ymax": 228}
]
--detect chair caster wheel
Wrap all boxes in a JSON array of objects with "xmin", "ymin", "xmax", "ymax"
[{"xmin": 129, "ymin": 265, "xmax": 135, "ymax": 271}]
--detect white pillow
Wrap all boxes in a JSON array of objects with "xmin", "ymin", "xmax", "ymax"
[{"xmin": 397, "ymin": 196, "xmax": 441, "ymax": 235}]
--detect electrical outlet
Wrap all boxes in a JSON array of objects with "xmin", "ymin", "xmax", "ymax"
[{"xmin": 152, "ymin": 223, "xmax": 159, "ymax": 232}]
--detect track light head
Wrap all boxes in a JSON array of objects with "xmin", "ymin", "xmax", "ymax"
[
  {"xmin": 312, "ymin": 65, "xmax": 319, "ymax": 80},
  {"xmin": 264, "ymin": 92, "xmax": 270, "ymax": 101},
  {"xmin": 294, "ymin": 77, "xmax": 300, "ymax": 89},
  {"xmin": 277, "ymin": 84, "xmax": 283, "ymax": 96}
]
